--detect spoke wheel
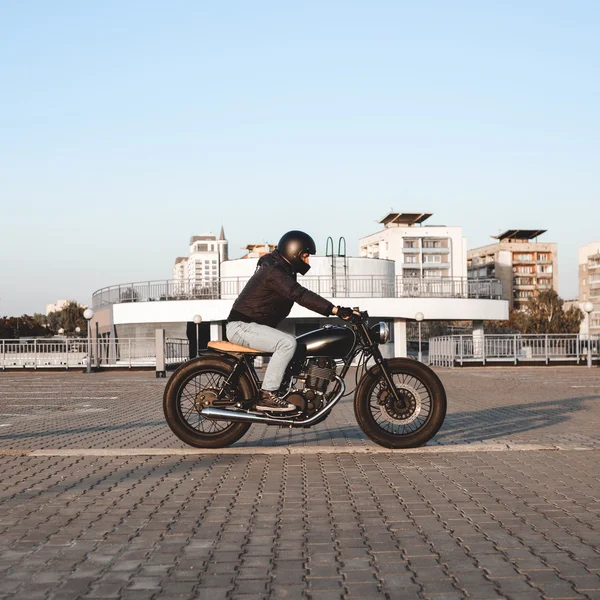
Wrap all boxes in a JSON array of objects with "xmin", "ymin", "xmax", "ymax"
[
  {"xmin": 163, "ymin": 357, "xmax": 252, "ymax": 448},
  {"xmin": 354, "ymin": 358, "xmax": 446, "ymax": 449}
]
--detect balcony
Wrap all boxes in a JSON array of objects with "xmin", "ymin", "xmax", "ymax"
[
  {"xmin": 421, "ymin": 247, "xmax": 450, "ymax": 254},
  {"xmin": 92, "ymin": 276, "xmax": 504, "ymax": 308},
  {"xmin": 514, "ymin": 283, "xmax": 535, "ymax": 290}
]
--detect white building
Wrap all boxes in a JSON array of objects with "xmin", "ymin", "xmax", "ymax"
[
  {"xmin": 359, "ymin": 212, "xmax": 467, "ymax": 280},
  {"xmin": 173, "ymin": 228, "xmax": 228, "ymax": 288},
  {"xmin": 46, "ymin": 300, "xmax": 71, "ymax": 316},
  {"xmin": 579, "ymin": 242, "xmax": 600, "ymax": 336}
]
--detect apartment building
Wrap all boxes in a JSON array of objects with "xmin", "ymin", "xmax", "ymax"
[
  {"xmin": 173, "ymin": 227, "xmax": 229, "ymax": 287},
  {"xmin": 579, "ymin": 242, "xmax": 600, "ymax": 335},
  {"xmin": 241, "ymin": 243, "xmax": 276, "ymax": 258},
  {"xmin": 359, "ymin": 212, "xmax": 467, "ymax": 279},
  {"xmin": 468, "ymin": 230, "xmax": 558, "ymax": 311}
]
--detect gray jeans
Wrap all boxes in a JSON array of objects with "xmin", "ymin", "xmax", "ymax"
[{"xmin": 226, "ymin": 321, "xmax": 297, "ymax": 392}]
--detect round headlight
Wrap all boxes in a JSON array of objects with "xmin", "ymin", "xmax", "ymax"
[
  {"xmin": 378, "ymin": 322, "xmax": 390, "ymax": 344},
  {"xmin": 369, "ymin": 321, "xmax": 390, "ymax": 344}
]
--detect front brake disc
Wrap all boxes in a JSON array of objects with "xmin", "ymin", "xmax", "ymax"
[{"xmin": 378, "ymin": 384, "xmax": 422, "ymax": 425}]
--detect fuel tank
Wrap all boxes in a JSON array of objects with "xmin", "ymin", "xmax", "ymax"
[{"xmin": 296, "ymin": 325, "xmax": 356, "ymax": 358}]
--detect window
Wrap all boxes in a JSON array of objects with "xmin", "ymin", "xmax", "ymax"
[
  {"xmin": 423, "ymin": 240, "xmax": 441, "ymax": 248},
  {"xmin": 405, "ymin": 255, "xmax": 417, "ymax": 264},
  {"xmin": 195, "ymin": 244, "xmax": 208, "ymax": 252},
  {"xmin": 425, "ymin": 270, "xmax": 442, "ymax": 278},
  {"xmin": 516, "ymin": 290, "xmax": 533, "ymax": 298},
  {"xmin": 514, "ymin": 253, "xmax": 533, "ymax": 261},
  {"xmin": 538, "ymin": 253, "xmax": 549, "ymax": 261},
  {"xmin": 404, "ymin": 240, "xmax": 417, "ymax": 248},
  {"xmin": 424, "ymin": 255, "xmax": 441, "ymax": 263}
]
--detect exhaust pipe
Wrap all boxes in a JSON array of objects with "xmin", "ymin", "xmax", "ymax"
[{"xmin": 202, "ymin": 376, "xmax": 345, "ymax": 427}]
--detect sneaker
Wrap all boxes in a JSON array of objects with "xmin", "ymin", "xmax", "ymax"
[{"xmin": 255, "ymin": 390, "xmax": 295, "ymax": 412}]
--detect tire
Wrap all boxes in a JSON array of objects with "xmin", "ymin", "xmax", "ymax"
[
  {"xmin": 163, "ymin": 356, "xmax": 252, "ymax": 448},
  {"xmin": 354, "ymin": 358, "xmax": 446, "ymax": 449}
]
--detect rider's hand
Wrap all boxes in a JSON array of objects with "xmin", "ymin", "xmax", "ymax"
[{"xmin": 335, "ymin": 306, "xmax": 354, "ymax": 320}]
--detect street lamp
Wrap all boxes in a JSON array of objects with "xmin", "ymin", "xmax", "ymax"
[
  {"xmin": 193, "ymin": 314, "xmax": 202, "ymax": 358},
  {"xmin": 75, "ymin": 327, "xmax": 81, "ymax": 336},
  {"xmin": 415, "ymin": 312, "xmax": 424, "ymax": 362},
  {"xmin": 83, "ymin": 308, "xmax": 94, "ymax": 374},
  {"xmin": 584, "ymin": 302, "xmax": 594, "ymax": 369}
]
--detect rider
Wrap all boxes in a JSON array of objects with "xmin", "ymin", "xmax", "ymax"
[{"xmin": 226, "ymin": 230, "xmax": 354, "ymax": 412}]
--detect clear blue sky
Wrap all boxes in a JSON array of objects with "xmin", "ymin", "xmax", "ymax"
[{"xmin": 1, "ymin": 1, "xmax": 599, "ymax": 316}]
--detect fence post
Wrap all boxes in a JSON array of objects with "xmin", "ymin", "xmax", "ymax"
[
  {"xmin": 545, "ymin": 334, "xmax": 549, "ymax": 365},
  {"xmin": 459, "ymin": 335, "xmax": 463, "ymax": 366},
  {"xmin": 156, "ymin": 329, "xmax": 166, "ymax": 378},
  {"xmin": 1, "ymin": 340, "xmax": 4, "ymax": 370},
  {"xmin": 482, "ymin": 334, "xmax": 486, "ymax": 365},
  {"xmin": 514, "ymin": 334, "xmax": 518, "ymax": 365},
  {"xmin": 34, "ymin": 339, "xmax": 37, "ymax": 370}
]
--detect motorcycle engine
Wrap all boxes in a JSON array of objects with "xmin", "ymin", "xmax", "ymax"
[
  {"xmin": 287, "ymin": 358, "xmax": 337, "ymax": 418},
  {"xmin": 305, "ymin": 357, "xmax": 337, "ymax": 393}
]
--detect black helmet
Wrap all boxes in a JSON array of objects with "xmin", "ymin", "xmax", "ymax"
[{"xmin": 277, "ymin": 230, "xmax": 316, "ymax": 275}]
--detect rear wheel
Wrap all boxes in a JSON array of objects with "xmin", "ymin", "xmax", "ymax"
[
  {"xmin": 163, "ymin": 357, "xmax": 252, "ymax": 448},
  {"xmin": 354, "ymin": 358, "xmax": 446, "ymax": 448}
]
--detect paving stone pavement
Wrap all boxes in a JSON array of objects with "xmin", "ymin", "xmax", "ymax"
[{"xmin": 1, "ymin": 367, "xmax": 600, "ymax": 599}]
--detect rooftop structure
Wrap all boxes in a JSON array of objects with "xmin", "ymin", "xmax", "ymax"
[
  {"xmin": 492, "ymin": 229, "xmax": 547, "ymax": 242},
  {"xmin": 379, "ymin": 212, "xmax": 433, "ymax": 227}
]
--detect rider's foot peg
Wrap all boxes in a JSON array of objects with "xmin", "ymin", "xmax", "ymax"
[{"xmin": 255, "ymin": 390, "xmax": 295, "ymax": 412}]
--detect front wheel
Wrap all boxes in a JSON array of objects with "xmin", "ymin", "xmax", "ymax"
[{"xmin": 354, "ymin": 358, "xmax": 446, "ymax": 449}]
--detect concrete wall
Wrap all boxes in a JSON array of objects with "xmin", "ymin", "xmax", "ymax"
[
  {"xmin": 115, "ymin": 322, "xmax": 187, "ymax": 340},
  {"xmin": 220, "ymin": 255, "xmax": 394, "ymax": 278}
]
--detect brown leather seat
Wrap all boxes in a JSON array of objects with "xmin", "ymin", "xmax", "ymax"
[{"xmin": 207, "ymin": 341, "xmax": 266, "ymax": 354}]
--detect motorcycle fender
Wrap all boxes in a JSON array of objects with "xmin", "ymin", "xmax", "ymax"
[
  {"xmin": 164, "ymin": 351, "xmax": 258, "ymax": 402},
  {"xmin": 356, "ymin": 358, "xmax": 443, "ymax": 402}
]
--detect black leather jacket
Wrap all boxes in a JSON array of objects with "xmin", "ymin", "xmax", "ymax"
[{"xmin": 227, "ymin": 250, "xmax": 334, "ymax": 328}]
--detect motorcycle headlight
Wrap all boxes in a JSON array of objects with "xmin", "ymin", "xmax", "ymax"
[{"xmin": 369, "ymin": 321, "xmax": 390, "ymax": 344}]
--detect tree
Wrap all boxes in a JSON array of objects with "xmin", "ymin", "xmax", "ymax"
[
  {"xmin": 46, "ymin": 301, "xmax": 87, "ymax": 335},
  {"xmin": 508, "ymin": 290, "xmax": 584, "ymax": 334},
  {"xmin": 0, "ymin": 315, "xmax": 50, "ymax": 338}
]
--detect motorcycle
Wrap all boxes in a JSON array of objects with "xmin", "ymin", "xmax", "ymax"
[{"xmin": 163, "ymin": 310, "xmax": 447, "ymax": 449}]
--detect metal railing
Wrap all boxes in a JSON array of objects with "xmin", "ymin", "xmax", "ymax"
[
  {"xmin": 429, "ymin": 334, "xmax": 600, "ymax": 367},
  {"xmin": 0, "ymin": 338, "xmax": 89, "ymax": 369},
  {"xmin": 166, "ymin": 338, "xmax": 189, "ymax": 366},
  {"xmin": 0, "ymin": 336, "xmax": 191, "ymax": 370},
  {"xmin": 93, "ymin": 337, "xmax": 156, "ymax": 367},
  {"xmin": 92, "ymin": 276, "xmax": 503, "ymax": 308}
]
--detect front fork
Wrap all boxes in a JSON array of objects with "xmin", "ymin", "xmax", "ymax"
[{"xmin": 369, "ymin": 347, "xmax": 407, "ymax": 409}]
